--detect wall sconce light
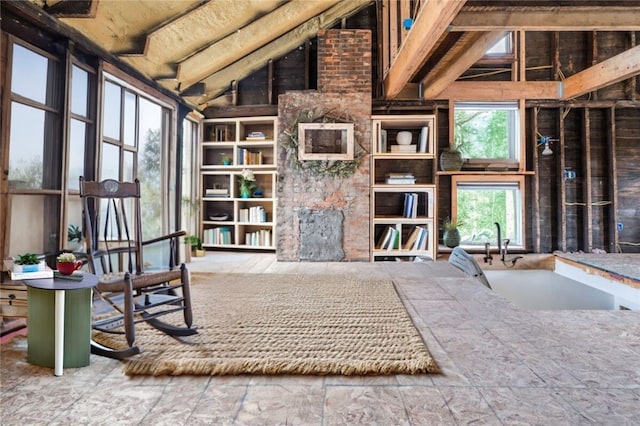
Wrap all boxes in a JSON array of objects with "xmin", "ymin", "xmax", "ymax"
[{"xmin": 538, "ymin": 136, "xmax": 557, "ymax": 156}]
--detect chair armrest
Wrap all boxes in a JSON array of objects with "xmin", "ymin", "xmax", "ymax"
[{"xmin": 142, "ymin": 230, "xmax": 187, "ymax": 246}]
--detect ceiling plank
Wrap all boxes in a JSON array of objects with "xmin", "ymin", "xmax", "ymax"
[
  {"xmin": 451, "ymin": 7, "xmax": 640, "ymax": 31},
  {"xmin": 174, "ymin": 0, "xmax": 341, "ymax": 91},
  {"xmin": 561, "ymin": 44, "xmax": 640, "ymax": 100},
  {"xmin": 169, "ymin": 0, "xmax": 372, "ymax": 106},
  {"xmin": 121, "ymin": 0, "xmax": 288, "ymax": 79},
  {"xmin": 383, "ymin": 0, "xmax": 467, "ymax": 99},
  {"xmin": 421, "ymin": 30, "xmax": 506, "ymax": 99},
  {"xmin": 435, "ymin": 81, "xmax": 559, "ymax": 100},
  {"xmin": 57, "ymin": 0, "xmax": 202, "ymax": 53}
]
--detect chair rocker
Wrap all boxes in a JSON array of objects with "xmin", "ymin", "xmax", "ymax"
[{"xmin": 80, "ymin": 177, "xmax": 197, "ymax": 359}]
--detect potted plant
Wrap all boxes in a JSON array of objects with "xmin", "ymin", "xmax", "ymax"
[
  {"xmin": 67, "ymin": 224, "xmax": 83, "ymax": 251},
  {"xmin": 185, "ymin": 235, "xmax": 205, "ymax": 257},
  {"xmin": 238, "ymin": 169, "xmax": 257, "ymax": 198},
  {"xmin": 442, "ymin": 217, "xmax": 462, "ymax": 248},
  {"xmin": 13, "ymin": 253, "xmax": 45, "ymax": 273},
  {"xmin": 221, "ymin": 155, "xmax": 232, "ymax": 166},
  {"xmin": 56, "ymin": 252, "xmax": 83, "ymax": 275}
]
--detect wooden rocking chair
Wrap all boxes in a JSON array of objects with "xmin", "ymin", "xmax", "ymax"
[{"xmin": 79, "ymin": 177, "xmax": 196, "ymax": 359}]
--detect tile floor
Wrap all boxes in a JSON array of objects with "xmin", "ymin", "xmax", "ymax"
[{"xmin": 1, "ymin": 252, "xmax": 640, "ymax": 425}]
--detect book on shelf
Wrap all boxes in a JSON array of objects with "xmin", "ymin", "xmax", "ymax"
[
  {"xmin": 378, "ymin": 129, "xmax": 387, "ymax": 153},
  {"xmin": 403, "ymin": 193, "xmax": 419, "ymax": 218},
  {"xmin": 403, "ymin": 227, "xmax": 420, "ymax": 250},
  {"xmin": 385, "ymin": 172, "xmax": 416, "ymax": 185},
  {"xmin": 418, "ymin": 126, "xmax": 429, "ymax": 153},
  {"xmin": 390, "ymin": 144, "xmax": 417, "ymax": 153},
  {"xmin": 203, "ymin": 227, "xmax": 232, "ymax": 245},
  {"xmin": 238, "ymin": 148, "xmax": 263, "ymax": 165},
  {"xmin": 205, "ymin": 188, "xmax": 229, "ymax": 196},
  {"xmin": 376, "ymin": 225, "xmax": 393, "ymax": 249},
  {"xmin": 239, "ymin": 206, "xmax": 268, "ymax": 223},
  {"xmin": 246, "ymin": 131, "xmax": 266, "ymax": 141},
  {"xmin": 245, "ymin": 229, "xmax": 271, "ymax": 247}
]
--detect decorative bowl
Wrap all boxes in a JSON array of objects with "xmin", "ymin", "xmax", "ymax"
[{"xmin": 396, "ymin": 131, "xmax": 412, "ymax": 145}]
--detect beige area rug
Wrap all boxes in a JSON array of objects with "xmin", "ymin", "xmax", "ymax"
[{"xmin": 93, "ymin": 273, "xmax": 439, "ymax": 376}]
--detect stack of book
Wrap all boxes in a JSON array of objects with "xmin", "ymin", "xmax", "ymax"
[
  {"xmin": 239, "ymin": 206, "xmax": 268, "ymax": 223},
  {"xmin": 390, "ymin": 144, "xmax": 417, "ymax": 153},
  {"xmin": 245, "ymin": 131, "xmax": 266, "ymax": 141},
  {"xmin": 203, "ymin": 227, "xmax": 232, "ymax": 245},
  {"xmin": 403, "ymin": 193, "xmax": 419, "ymax": 218},
  {"xmin": 385, "ymin": 173, "xmax": 416, "ymax": 184},
  {"xmin": 245, "ymin": 229, "xmax": 271, "ymax": 247},
  {"xmin": 205, "ymin": 187, "xmax": 229, "ymax": 198}
]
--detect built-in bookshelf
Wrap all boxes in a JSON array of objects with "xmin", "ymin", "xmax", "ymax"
[
  {"xmin": 370, "ymin": 115, "xmax": 437, "ymax": 261},
  {"xmin": 200, "ymin": 116, "xmax": 277, "ymax": 250}
]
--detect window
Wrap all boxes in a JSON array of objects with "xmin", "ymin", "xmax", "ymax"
[
  {"xmin": 485, "ymin": 33, "xmax": 512, "ymax": 56},
  {"xmin": 100, "ymin": 73, "xmax": 175, "ymax": 267},
  {"xmin": 7, "ymin": 41, "xmax": 63, "ymax": 256},
  {"xmin": 454, "ymin": 102, "xmax": 521, "ymax": 165},
  {"xmin": 452, "ymin": 175, "xmax": 525, "ymax": 248}
]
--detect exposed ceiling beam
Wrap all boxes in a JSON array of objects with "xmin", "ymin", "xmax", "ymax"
[
  {"xmin": 121, "ymin": 0, "xmax": 287, "ymax": 79},
  {"xmin": 434, "ymin": 81, "xmax": 559, "ymax": 100},
  {"xmin": 174, "ymin": 0, "xmax": 341, "ymax": 91},
  {"xmin": 383, "ymin": 0, "xmax": 467, "ymax": 99},
  {"xmin": 450, "ymin": 7, "xmax": 640, "ymax": 31},
  {"xmin": 560, "ymin": 44, "xmax": 640, "ymax": 100},
  {"xmin": 177, "ymin": 0, "xmax": 372, "ymax": 107},
  {"xmin": 45, "ymin": 0, "xmax": 97, "ymax": 17},
  {"xmin": 421, "ymin": 30, "xmax": 506, "ymax": 99}
]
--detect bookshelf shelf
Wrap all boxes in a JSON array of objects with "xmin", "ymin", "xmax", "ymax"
[
  {"xmin": 370, "ymin": 115, "xmax": 437, "ymax": 261},
  {"xmin": 200, "ymin": 116, "xmax": 277, "ymax": 251}
]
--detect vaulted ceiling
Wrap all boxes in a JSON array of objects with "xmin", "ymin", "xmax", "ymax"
[{"xmin": 15, "ymin": 0, "xmax": 640, "ymax": 111}]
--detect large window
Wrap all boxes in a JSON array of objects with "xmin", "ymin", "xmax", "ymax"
[
  {"xmin": 100, "ymin": 73, "xmax": 175, "ymax": 267},
  {"xmin": 7, "ymin": 41, "xmax": 63, "ymax": 255},
  {"xmin": 452, "ymin": 176, "xmax": 525, "ymax": 248},
  {"xmin": 454, "ymin": 102, "xmax": 521, "ymax": 165}
]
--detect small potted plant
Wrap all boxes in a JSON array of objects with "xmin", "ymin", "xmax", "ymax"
[
  {"xmin": 221, "ymin": 155, "xmax": 232, "ymax": 166},
  {"xmin": 13, "ymin": 253, "xmax": 45, "ymax": 273},
  {"xmin": 67, "ymin": 224, "xmax": 83, "ymax": 251},
  {"xmin": 56, "ymin": 252, "xmax": 83, "ymax": 275},
  {"xmin": 238, "ymin": 169, "xmax": 257, "ymax": 198},
  {"xmin": 442, "ymin": 217, "xmax": 462, "ymax": 248},
  {"xmin": 185, "ymin": 235, "xmax": 205, "ymax": 257}
]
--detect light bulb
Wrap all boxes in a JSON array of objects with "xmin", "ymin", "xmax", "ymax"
[{"xmin": 542, "ymin": 142, "xmax": 553, "ymax": 156}]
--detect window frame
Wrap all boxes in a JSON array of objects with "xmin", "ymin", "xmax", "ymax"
[
  {"xmin": 451, "ymin": 174, "xmax": 526, "ymax": 249},
  {"xmin": 452, "ymin": 100, "xmax": 525, "ymax": 171}
]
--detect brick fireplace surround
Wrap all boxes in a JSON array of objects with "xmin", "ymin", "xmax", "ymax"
[{"xmin": 276, "ymin": 29, "xmax": 372, "ymax": 261}]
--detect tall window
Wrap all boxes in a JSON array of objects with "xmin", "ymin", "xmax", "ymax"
[
  {"xmin": 452, "ymin": 176, "xmax": 525, "ymax": 248},
  {"xmin": 100, "ymin": 74, "xmax": 174, "ymax": 267},
  {"xmin": 454, "ymin": 102, "xmax": 520, "ymax": 164},
  {"xmin": 7, "ymin": 42, "xmax": 63, "ymax": 255},
  {"xmin": 181, "ymin": 118, "xmax": 199, "ymax": 236}
]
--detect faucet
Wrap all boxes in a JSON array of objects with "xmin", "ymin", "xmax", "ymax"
[
  {"xmin": 495, "ymin": 222, "xmax": 523, "ymax": 267},
  {"xmin": 495, "ymin": 222, "xmax": 503, "ymax": 260},
  {"xmin": 483, "ymin": 242, "xmax": 493, "ymax": 264}
]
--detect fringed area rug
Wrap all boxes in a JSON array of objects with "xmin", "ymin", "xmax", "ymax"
[{"xmin": 93, "ymin": 273, "xmax": 439, "ymax": 376}]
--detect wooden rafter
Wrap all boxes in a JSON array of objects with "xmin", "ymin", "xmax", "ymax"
[
  {"xmin": 421, "ymin": 30, "xmax": 506, "ymax": 99},
  {"xmin": 434, "ymin": 81, "xmax": 559, "ymax": 101},
  {"xmin": 451, "ymin": 7, "xmax": 640, "ymax": 31},
  {"xmin": 174, "ymin": 0, "xmax": 341, "ymax": 91},
  {"xmin": 560, "ymin": 44, "xmax": 640, "ymax": 100},
  {"xmin": 383, "ymin": 0, "xmax": 467, "ymax": 99},
  {"xmin": 177, "ymin": 0, "xmax": 372, "ymax": 106}
]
